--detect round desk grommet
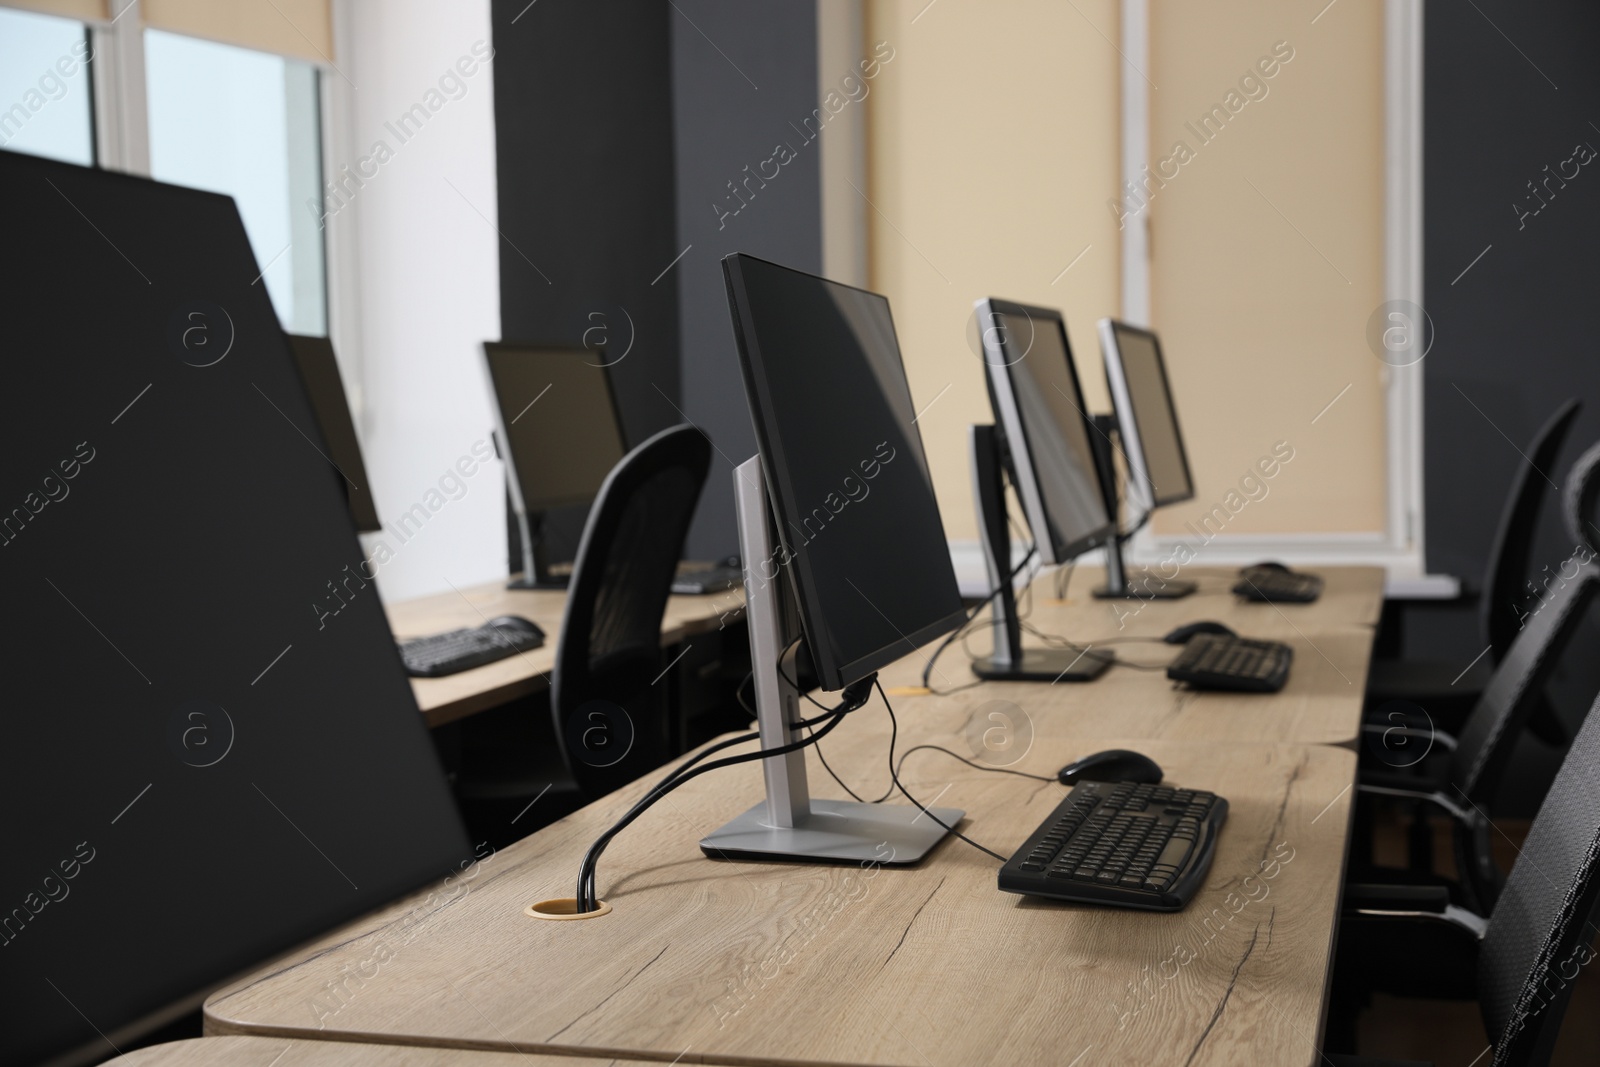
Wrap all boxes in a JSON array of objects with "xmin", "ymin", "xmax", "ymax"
[{"xmin": 526, "ymin": 897, "xmax": 612, "ymax": 920}]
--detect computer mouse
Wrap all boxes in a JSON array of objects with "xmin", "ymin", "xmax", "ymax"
[
  {"xmin": 1058, "ymin": 749, "xmax": 1164, "ymax": 786},
  {"xmin": 1163, "ymin": 620, "xmax": 1238, "ymax": 644},
  {"xmin": 488, "ymin": 615, "xmax": 545, "ymax": 639},
  {"xmin": 1244, "ymin": 561, "xmax": 1290, "ymax": 573}
]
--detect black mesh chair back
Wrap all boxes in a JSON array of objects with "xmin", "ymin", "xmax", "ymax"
[
  {"xmin": 1444, "ymin": 564, "xmax": 1600, "ymax": 908},
  {"xmin": 1480, "ymin": 399, "xmax": 1581, "ymax": 661},
  {"xmin": 1454, "ymin": 564, "xmax": 1600, "ymax": 802},
  {"xmin": 1477, "ymin": 693, "xmax": 1600, "ymax": 1066},
  {"xmin": 551, "ymin": 424, "xmax": 711, "ymax": 798},
  {"xmin": 1563, "ymin": 437, "xmax": 1600, "ymax": 559}
]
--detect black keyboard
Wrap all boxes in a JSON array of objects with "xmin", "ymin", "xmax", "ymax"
[
  {"xmin": 1167, "ymin": 632, "xmax": 1293, "ymax": 692},
  {"xmin": 398, "ymin": 619, "xmax": 544, "ymax": 677},
  {"xmin": 1000, "ymin": 780, "xmax": 1228, "ymax": 910},
  {"xmin": 671, "ymin": 563, "xmax": 742, "ymax": 595},
  {"xmin": 1234, "ymin": 566, "xmax": 1323, "ymax": 603}
]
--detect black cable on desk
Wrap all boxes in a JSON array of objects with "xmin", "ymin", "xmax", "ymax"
[
  {"xmin": 574, "ymin": 668, "xmax": 876, "ymax": 912},
  {"xmin": 921, "ymin": 543, "xmax": 1039, "ymax": 690},
  {"xmin": 875, "ymin": 680, "xmax": 1006, "ymax": 863},
  {"xmin": 893, "ymin": 743, "xmax": 1055, "ymax": 783}
]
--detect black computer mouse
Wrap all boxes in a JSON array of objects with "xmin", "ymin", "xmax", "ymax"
[
  {"xmin": 1163, "ymin": 620, "xmax": 1237, "ymax": 644},
  {"xmin": 488, "ymin": 615, "xmax": 545, "ymax": 639},
  {"xmin": 1244, "ymin": 561, "xmax": 1290, "ymax": 573},
  {"xmin": 1058, "ymin": 749, "xmax": 1164, "ymax": 786}
]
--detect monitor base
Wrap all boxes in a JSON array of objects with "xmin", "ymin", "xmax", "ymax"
[
  {"xmin": 1093, "ymin": 575, "xmax": 1197, "ymax": 600},
  {"xmin": 970, "ymin": 647, "xmax": 1110, "ymax": 682},
  {"xmin": 700, "ymin": 798, "xmax": 963, "ymax": 864},
  {"xmin": 507, "ymin": 573, "xmax": 569, "ymax": 591}
]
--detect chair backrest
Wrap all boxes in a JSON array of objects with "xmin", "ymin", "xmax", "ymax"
[
  {"xmin": 1478, "ymin": 692, "xmax": 1600, "ymax": 1066},
  {"xmin": 551, "ymin": 424, "xmax": 711, "ymax": 796},
  {"xmin": 1453, "ymin": 564, "xmax": 1600, "ymax": 804},
  {"xmin": 1481, "ymin": 399, "xmax": 1581, "ymax": 661},
  {"xmin": 1562, "ymin": 438, "xmax": 1600, "ymax": 560}
]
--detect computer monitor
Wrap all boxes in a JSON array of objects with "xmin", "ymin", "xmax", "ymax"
[
  {"xmin": 1, "ymin": 151, "xmax": 470, "ymax": 1067},
  {"xmin": 971, "ymin": 298, "xmax": 1116, "ymax": 681},
  {"xmin": 1099, "ymin": 319, "xmax": 1195, "ymax": 511},
  {"xmin": 286, "ymin": 334, "xmax": 381, "ymax": 532},
  {"xmin": 700, "ymin": 253, "xmax": 965, "ymax": 864},
  {"xmin": 483, "ymin": 343, "xmax": 627, "ymax": 589},
  {"xmin": 1094, "ymin": 319, "xmax": 1198, "ymax": 599}
]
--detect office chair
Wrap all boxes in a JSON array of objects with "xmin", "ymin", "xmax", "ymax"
[
  {"xmin": 1325, "ymin": 689, "xmax": 1600, "ymax": 1066},
  {"xmin": 1565, "ymin": 439, "xmax": 1600, "ymax": 564},
  {"xmin": 1366, "ymin": 399, "xmax": 1581, "ymax": 740},
  {"xmin": 551, "ymin": 424, "xmax": 711, "ymax": 798},
  {"xmin": 1354, "ymin": 560, "xmax": 1599, "ymax": 912}
]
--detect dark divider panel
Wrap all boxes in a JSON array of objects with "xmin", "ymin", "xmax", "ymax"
[{"xmin": 0, "ymin": 152, "xmax": 470, "ymax": 1067}]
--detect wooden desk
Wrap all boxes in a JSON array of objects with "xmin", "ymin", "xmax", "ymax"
[
  {"xmin": 105, "ymin": 1037, "xmax": 691, "ymax": 1066},
  {"xmin": 1015, "ymin": 564, "xmax": 1384, "ymax": 642},
  {"xmin": 885, "ymin": 565, "xmax": 1384, "ymax": 747},
  {"xmin": 206, "ymin": 721, "xmax": 1357, "ymax": 1066},
  {"xmin": 386, "ymin": 578, "xmax": 745, "ymax": 728}
]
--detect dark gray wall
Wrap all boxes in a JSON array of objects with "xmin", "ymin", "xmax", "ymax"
[
  {"xmin": 670, "ymin": 0, "xmax": 822, "ymax": 561},
  {"xmin": 490, "ymin": 0, "xmax": 821, "ymax": 566},
  {"xmin": 490, "ymin": 0, "xmax": 682, "ymax": 443},
  {"xmin": 1421, "ymin": 0, "xmax": 1600, "ymax": 808},
  {"xmin": 490, "ymin": 0, "xmax": 683, "ymax": 566}
]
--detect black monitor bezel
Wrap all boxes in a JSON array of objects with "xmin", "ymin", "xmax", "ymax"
[
  {"xmin": 482, "ymin": 341, "xmax": 629, "ymax": 514},
  {"xmin": 1101, "ymin": 319, "xmax": 1196, "ymax": 510},
  {"xmin": 978, "ymin": 296, "xmax": 1116, "ymax": 565},
  {"xmin": 722, "ymin": 253, "xmax": 967, "ymax": 692}
]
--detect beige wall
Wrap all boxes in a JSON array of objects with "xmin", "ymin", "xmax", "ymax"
[
  {"xmin": 865, "ymin": 0, "xmax": 1390, "ymax": 546},
  {"xmin": 865, "ymin": 0, "xmax": 1123, "ymax": 542},
  {"xmin": 1145, "ymin": 0, "xmax": 1387, "ymax": 536}
]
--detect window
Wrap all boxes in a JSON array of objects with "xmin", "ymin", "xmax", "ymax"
[
  {"xmin": 0, "ymin": 7, "xmax": 94, "ymax": 166},
  {"xmin": 145, "ymin": 30, "xmax": 326, "ymax": 335}
]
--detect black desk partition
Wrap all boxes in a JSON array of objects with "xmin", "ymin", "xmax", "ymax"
[{"xmin": 0, "ymin": 151, "xmax": 471, "ymax": 1067}]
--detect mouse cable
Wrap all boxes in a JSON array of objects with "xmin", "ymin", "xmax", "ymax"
[
  {"xmin": 575, "ymin": 673, "xmax": 873, "ymax": 912},
  {"xmin": 876, "ymin": 680, "xmax": 1007, "ymax": 863},
  {"xmin": 893, "ymin": 744, "xmax": 1055, "ymax": 783},
  {"xmin": 792, "ymin": 687, "xmax": 1040, "ymax": 842},
  {"xmin": 921, "ymin": 543, "xmax": 1040, "ymax": 690}
]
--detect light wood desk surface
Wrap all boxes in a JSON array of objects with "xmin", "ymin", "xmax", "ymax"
[
  {"xmin": 105, "ymin": 1036, "xmax": 692, "ymax": 1067},
  {"xmin": 1012, "ymin": 564, "xmax": 1384, "ymax": 641},
  {"xmin": 386, "ymin": 578, "xmax": 745, "ymax": 728},
  {"xmin": 206, "ymin": 715, "xmax": 1358, "ymax": 1066},
  {"xmin": 887, "ymin": 564, "xmax": 1384, "ymax": 747}
]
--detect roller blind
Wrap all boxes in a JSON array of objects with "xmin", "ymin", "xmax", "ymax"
[
  {"xmin": 0, "ymin": 1, "xmax": 108, "ymax": 21},
  {"xmin": 1, "ymin": 0, "xmax": 333, "ymax": 64},
  {"xmin": 142, "ymin": 0, "xmax": 334, "ymax": 64}
]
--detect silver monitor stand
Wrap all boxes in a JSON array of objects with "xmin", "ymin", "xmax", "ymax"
[{"xmin": 699, "ymin": 456, "xmax": 963, "ymax": 865}]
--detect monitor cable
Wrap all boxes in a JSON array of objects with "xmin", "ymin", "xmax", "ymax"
[
  {"xmin": 920, "ymin": 542, "xmax": 1040, "ymax": 692},
  {"xmin": 574, "ymin": 653, "xmax": 876, "ymax": 913},
  {"xmin": 875, "ymin": 679, "xmax": 1006, "ymax": 862}
]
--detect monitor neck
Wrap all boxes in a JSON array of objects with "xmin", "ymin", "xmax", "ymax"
[
  {"xmin": 969, "ymin": 423, "xmax": 1025, "ymax": 668},
  {"xmin": 732, "ymin": 455, "xmax": 812, "ymax": 826}
]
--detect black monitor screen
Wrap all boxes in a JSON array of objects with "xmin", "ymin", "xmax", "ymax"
[
  {"xmin": 1103, "ymin": 321, "xmax": 1195, "ymax": 508},
  {"xmin": 980, "ymin": 299, "xmax": 1113, "ymax": 565},
  {"xmin": 287, "ymin": 334, "xmax": 381, "ymax": 532},
  {"xmin": 0, "ymin": 151, "xmax": 470, "ymax": 1067},
  {"xmin": 484, "ymin": 344, "xmax": 627, "ymax": 513},
  {"xmin": 723, "ymin": 254, "xmax": 965, "ymax": 691}
]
